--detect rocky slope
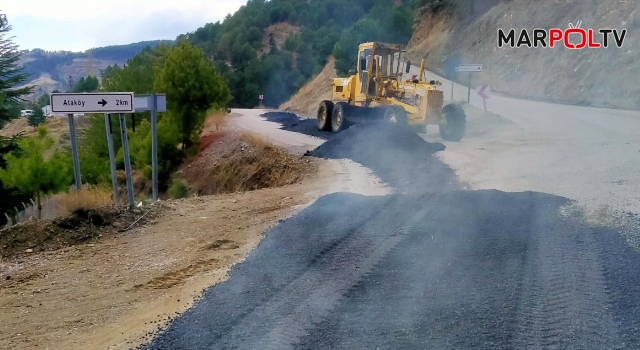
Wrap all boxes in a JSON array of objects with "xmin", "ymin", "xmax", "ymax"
[{"xmin": 407, "ymin": 0, "xmax": 640, "ymax": 110}]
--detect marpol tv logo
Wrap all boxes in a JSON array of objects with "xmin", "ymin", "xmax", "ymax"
[{"xmin": 498, "ymin": 21, "xmax": 627, "ymax": 49}]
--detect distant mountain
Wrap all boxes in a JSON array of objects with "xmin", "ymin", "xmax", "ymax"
[{"xmin": 19, "ymin": 40, "xmax": 174, "ymax": 96}]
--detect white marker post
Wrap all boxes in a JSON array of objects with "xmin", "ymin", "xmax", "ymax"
[
  {"xmin": 51, "ymin": 92, "xmax": 135, "ymax": 193},
  {"xmin": 477, "ymin": 84, "xmax": 491, "ymax": 112},
  {"xmin": 455, "ymin": 64, "xmax": 483, "ymax": 103}
]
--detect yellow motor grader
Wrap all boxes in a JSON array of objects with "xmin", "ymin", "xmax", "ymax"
[{"xmin": 316, "ymin": 42, "xmax": 466, "ymax": 141}]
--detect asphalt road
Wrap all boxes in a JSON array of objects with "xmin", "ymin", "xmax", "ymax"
[
  {"xmin": 140, "ymin": 104, "xmax": 640, "ymax": 349},
  {"xmin": 141, "ymin": 190, "xmax": 640, "ymax": 349}
]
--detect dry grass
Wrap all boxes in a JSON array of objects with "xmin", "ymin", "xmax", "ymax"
[
  {"xmin": 0, "ymin": 116, "xmax": 90, "ymax": 157},
  {"xmin": 181, "ymin": 130, "xmax": 315, "ymax": 196},
  {"xmin": 205, "ymin": 110, "xmax": 229, "ymax": 132},
  {"xmin": 240, "ymin": 130, "xmax": 272, "ymax": 148},
  {"xmin": 204, "ymin": 131, "xmax": 311, "ymax": 194},
  {"xmin": 55, "ymin": 185, "xmax": 114, "ymax": 216}
]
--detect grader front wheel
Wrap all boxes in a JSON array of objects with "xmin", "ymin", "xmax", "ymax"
[{"xmin": 383, "ymin": 106, "xmax": 408, "ymax": 125}]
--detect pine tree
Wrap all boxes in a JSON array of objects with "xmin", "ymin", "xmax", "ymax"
[
  {"xmin": 0, "ymin": 126, "xmax": 72, "ymax": 219},
  {"xmin": 0, "ymin": 13, "xmax": 33, "ymax": 125},
  {"xmin": 27, "ymin": 107, "xmax": 46, "ymax": 128},
  {"xmin": 153, "ymin": 40, "xmax": 231, "ymax": 151}
]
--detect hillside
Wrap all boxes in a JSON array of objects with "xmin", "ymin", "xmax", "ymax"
[
  {"xmin": 279, "ymin": 56, "xmax": 336, "ymax": 118},
  {"xmin": 279, "ymin": 0, "xmax": 640, "ymax": 113},
  {"xmin": 0, "ymin": 116, "xmax": 90, "ymax": 152},
  {"xmin": 407, "ymin": 0, "xmax": 640, "ymax": 110},
  {"xmin": 18, "ymin": 40, "xmax": 173, "ymax": 96},
  {"xmin": 182, "ymin": 0, "xmax": 415, "ymax": 109}
]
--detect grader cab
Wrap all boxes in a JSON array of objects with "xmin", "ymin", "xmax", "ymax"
[{"xmin": 316, "ymin": 42, "xmax": 466, "ymax": 141}]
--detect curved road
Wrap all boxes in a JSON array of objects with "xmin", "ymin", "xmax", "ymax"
[
  {"xmin": 139, "ymin": 69, "xmax": 640, "ymax": 349},
  {"xmin": 419, "ymin": 67, "xmax": 640, "ymax": 218}
]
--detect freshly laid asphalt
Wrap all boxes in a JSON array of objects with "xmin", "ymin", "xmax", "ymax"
[{"xmin": 140, "ymin": 115, "xmax": 640, "ymax": 349}]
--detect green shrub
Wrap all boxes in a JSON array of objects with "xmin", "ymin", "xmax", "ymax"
[{"xmin": 168, "ymin": 178, "xmax": 189, "ymax": 199}]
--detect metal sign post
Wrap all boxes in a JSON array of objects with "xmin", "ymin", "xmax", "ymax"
[
  {"xmin": 455, "ymin": 64, "xmax": 483, "ymax": 104},
  {"xmin": 259, "ymin": 94, "xmax": 264, "ymax": 107},
  {"xmin": 104, "ymin": 114, "xmax": 119, "ymax": 205},
  {"xmin": 150, "ymin": 94, "xmax": 158, "ymax": 201},
  {"xmin": 467, "ymin": 73, "xmax": 472, "ymax": 103},
  {"xmin": 451, "ymin": 81, "xmax": 454, "ymax": 101},
  {"xmin": 118, "ymin": 113, "xmax": 135, "ymax": 208},
  {"xmin": 67, "ymin": 113, "xmax": 82, "ymax": 190}
]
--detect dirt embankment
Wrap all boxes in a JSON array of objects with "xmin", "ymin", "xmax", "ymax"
[
  {"xmin": 0, "ymin": 113, "xmax": 324, "ymax": 350},
  {"xmin": 278, "ymin": 56, "xmax": 336, "ymax": 118},
  {"xmin": 408, "ymin": 0, "xmax": 640, "ymax": 110},
  {"xmin": 178, "ymin": 129, "xmax": 316, "ymax": 196}
]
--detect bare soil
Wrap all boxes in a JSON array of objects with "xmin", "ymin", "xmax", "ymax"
[
  {"xmin": 0, "ymin": 185, "xmax": 315, "ymax": 350},
  {"xmin": 258, "ymin": 22, "xmax": 301, "ymax": 57},
  {"xmin": 0, "ymin": 207, "xmax": 154, "ymax": 258}
]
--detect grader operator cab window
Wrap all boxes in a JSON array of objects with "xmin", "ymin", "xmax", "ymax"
[{"xmin": 359, "ymin": 49, "xmax": 372, "ymax": 93}]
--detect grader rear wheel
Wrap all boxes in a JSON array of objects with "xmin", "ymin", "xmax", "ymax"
[
  {"xmin": 331, "ymin": 102, "xmax": 348, "ymax": 133},
  {"xmin": 317, "ymin": 100, "xmax": 334, "ymax": 131}
]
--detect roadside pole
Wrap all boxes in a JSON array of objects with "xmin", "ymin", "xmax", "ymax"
[
  {"xmin": 67, "ymin": 113, "xmax": 82, "ymax": 190},
  {"xmin": 104, "ymin": 114, "xmax": 119, "ymax": 205},
  {"xmin": 150, "ymin": 94, "xmax": 158, "ymax": 202},
  {"xmin": 477, "ymin": 84, "xmax": 491, "ymax": 113},
  {"xmin": 467, "ymin": 72, "xmax": 471, "ymax": 104},
  {"xmin": 450, "ymin": 80, "xmax": 454, "ymax": 101},
  {"xmin": 133, "ymin": 94, "xmax": 166, "ymax": 202},
  {"xmin": 118, "ymin": 113, "xmax": 135, "ymax": 208},
  {"xmin": 456, "ymin": 64, "xmax": 483, "ymax": 105}
]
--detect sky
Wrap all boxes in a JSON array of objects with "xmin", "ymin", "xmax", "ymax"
[{"xmin": 3, "ymin": 0, "xmax": 246, "ymax": 52}]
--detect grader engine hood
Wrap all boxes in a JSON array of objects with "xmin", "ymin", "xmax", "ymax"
[
  {"xmin": 416, "ymin": 83, "xmax": 444, "ymax": 112},
  {"xmin": 332, "ymin": 76, "xmax": 353, "ymax": 102}
]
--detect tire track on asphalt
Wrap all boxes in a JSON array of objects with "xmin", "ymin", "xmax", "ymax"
[
  {"xmin": 222, "ymin": 195, "xmax": 438, "ymax": 350},
  {"xmin": 511, "ymin": 213, "xmax": 623, "ymax": 349},
  {"xmin": 140, "ymin": 194, "xmax": 387, "ymax": 350},
  {"xmin": 592, "ymin": 225, "xmax": 640, "ymax": 347}
]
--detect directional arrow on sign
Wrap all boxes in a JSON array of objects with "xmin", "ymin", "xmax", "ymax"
[{"xmin": 98, "ymin": 99, "xmax": 107, "ymax": 107}]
